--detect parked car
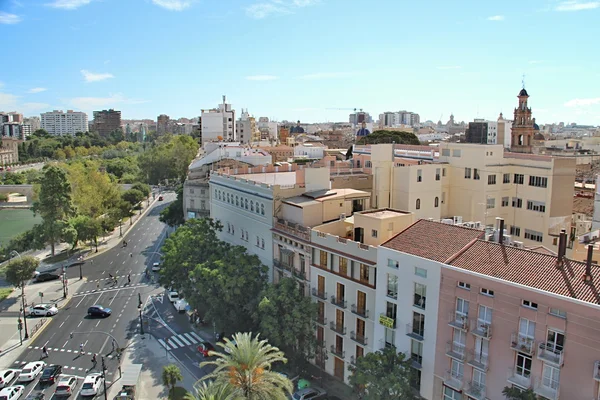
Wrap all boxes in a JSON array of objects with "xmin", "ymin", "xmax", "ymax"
[
  {"xmin": 33, "ymin": 270, "xmax": 60, "ymax": 282},
  {"xmin": 167, "ymin": 290, "xmax": 179, "ymax": 303},
  {"xmin": 0, "ymin": 370, "xmax": 18, "ymax": 389},
  {"xmin": 24, "ymin": 392, "xmax": 45, "ymax": 400},
  {"xmin": 158, "ymin": 195, "xmax": 164, "ymax": 201},
  {"xmin": 17, "ymin": 361, "xmax": 46, "ymax": 382},
  {"xmin": 173, "ymin": 299, "xmax": 189, "ymax": 313},
  {"xmin": 0, "ymin": 385, "xmax": 24, "ymax": 400},
  {"xmin": 292, "ymin": 387, "xmax": 327, "ymax": 400},
  {"xmin": 87, "ymin": 305, "xmax": 111, "ymax": 318},
  {"xmin": 39, "ymin": 365, "xmax": 62, "ymax": 385},
  {"xmin": 54, "ymin": 376, "xmax": 77, "ymax": 397},
  {"xmin": 151, "ymin": 262, "xmax": 161, "ymax": 271},
  {"xmin": 197, "ymin": 342, "xmax": 215, "ymax": 357},
  {"xmin": 29, "ymin": 304, "xmax": 58, "ymax": 317},
  {"xmin": 80, "ymin": 373, "xmax": 103, "ymax": 397}
]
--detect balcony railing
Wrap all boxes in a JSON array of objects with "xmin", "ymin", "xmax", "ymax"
[
  {"xmin": 405, "ymin": 323, "xmax": 424, "ymax": 341},
  {"xmin": 534, "ymin": 376, "xmax": 559, "ymax": 400},
  {"xmin": 316, "ymin": 338, "xmax": 326, "ymax": 348},
  {"xmin": 594, "ymin": 361, "xmax": 600, "ymax": 381},
  {"xmin": 507, "ymin": 367, "xmax": 532, "ymax": 389},
  {"xmin": 537, "ymin": 342, "xmax": 564, "ymax": 366},
  {"xmin": 409, "ymin": 353, "xmax": 423, "ymax": 369},
  {"xmin": 444, "ymin": 369, "xmax": 464, "ymax": 391},
  {"xmin": 379, "ymin": 313, "xmax": 396, "ymax": 329},
  {"xmin": 350, "ymin": 331, "xmax": 367, "ymax": 346},
  {"xmin": 330, "ymin": 295, "xmax": 347, "ymax": 309},
  {"xmin": 467, "ymin": 349, "xmax": 489, "ymax": 371},
  {"xmin": 274, "ymin": 218, "xmax": 311, "ymax": 241},
  {"xmin": 470, "ymin": 320, "xmax": 492, "ymax": 339},
  {"xmin": 292, "ymin": 268, "xmax": 307, "ymax": 281},
  {"xmin": 448, "ymin": 312, "xmax": 469, "ymax": 330},
  {"xmin": 445, "ymin": 340, "xmax": 466, "ymax": 361},
  {"xmin": 379, "ymin": 339, "xmax": 395, "ymax": 351},
  {"xmin": 351, "ymin": 304, "xmax": 369, "ymax": 319},
  {"xmin": 315, "ymin": 314, "xmax": 327, "ymax": 326},
  {"xmin": 311, "ymin": 288, "xmax": 327, "ymax": 300},
  {"xmin": 464, "ymin": 381, "xmax": 486, "ymax": 400},
  {"xmin": 273, "ymin": 259, "xmax": 293, "ymax": 272},
  {"xmin": 330, "ymin": 345, "xmax": 345, "ymax": 359},
  {"xmin": 510, "ymin": 333, "xmax": 535, "ymax": 355},
  {"xmin": 330, "ymin": 321, "xmax": 346, "ymax": 335}
]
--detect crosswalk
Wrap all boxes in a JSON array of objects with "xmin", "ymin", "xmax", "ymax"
[
  {"xmin": 76, "ymin": 282, "xmax": 149, "ymax": 296},
  {"xmin": 27, "ymin": 346, "xmax": 120, "ymax": 360},
  {"xmin": 158, "ymin": 331, "xmax": 204, "ymax": 351}
]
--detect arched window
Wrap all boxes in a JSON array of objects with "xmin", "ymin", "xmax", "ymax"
[
  {"xmin": 227, "ymin": 193, "xmax": 230, "ymax": 203},
  {"xmin": 245, "ymin": 199, "xmax": 249, "ymax": 209},
  {"xmin": 235, "ymin": 196, "xmax": 239, "ymax": 206},
  {"xmin": 434, "ymin": 197, "xmax": 439, "ymax": 207},
  {"xmin": 251, "ymin": 201, "xmax": 254, "ymax": 212},
  {"xmin": 261, "ymin": 239, "xmax": 265, "ymax": 248},
  {"xmin": 260, "ymin": 204, "xmax": 265, "ymax": 215},
  {"xmin": 416, "ymin": 198, "xmax": 421, "ymax": 210}
]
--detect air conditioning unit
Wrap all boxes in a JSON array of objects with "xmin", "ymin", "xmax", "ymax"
[
  {"xmin": 442, "ymin": 219, "xmax": 454, "ymax": 225},
  {"xmin": 453, "ymin": 216, "xmax": 463, "ymax": 224},
  {"xmin": 339, "ymin": 213, "xmax": 346, "ymax": 220},
  {"xmin": 473, "ymin": 222, "xmax": 482, "ymax": 229},
  {"xmin": 512, "ymin": 241, "xmax": 524, "ymax": 248}
]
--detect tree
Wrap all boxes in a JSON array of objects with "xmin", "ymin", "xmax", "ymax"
[
  {"xmin": 502, "ymin": 387, "xmax": 537, "ymax": 400},
  {"xmin": 65, "ymin": 160, "xmax": 120, "ymax": 218},
  {"xmin": 348, "ymin": 345, "xmax": 418, "ymax": 400},
  {"xmin": 200, "ymin": 333, "xmax": 293, "ymax": 400},
  {"xmin": 131, "ymin": 182, "xmax": 151, "ymax": 197},
  {"xmin": 256, "ymin": 278, "xmax": 317, "ymax": 371},
  {"xmin": 356, "ymin": 130, "xmax": 420, "ymax": 145},
  {"xmin": 137, "ymin": 135, "xmax": 199, "ymax": 184},
  {"xmin": 184, "ymin": 381, "xmax": 238, "ymax": 400},
  {"xmin": 32, "ymin": 165, "xmax": 75, "ymax": 255},
  {"xmin": 121, "ymin": 189, "xmax": 145, "ymax": 207},
  {"xmin": 5, "ymin": 256, "xmax": 40, "ymax": 338},
  {"xmin": 162, "ymin": 364, "xmax": 183, "ymax": 398},
  {"xmin": 159, "ymin": 186, "xmax": 184, "ymax": 227},
  {"xmin": 70, "ymin": 215, "xmax": 103, "ymax": 251}
]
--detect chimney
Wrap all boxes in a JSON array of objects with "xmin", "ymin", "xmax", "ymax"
[
  {"xmin": 496, "ymin": 217, "xmax": 504, "ymax": 244},
  {"xmin": 556, "ymin": 229, "xmax": 567, "ymax": 268},
  {"xmin": 584, "ymin": 244, "xmax": 594, "ymax": 282}
]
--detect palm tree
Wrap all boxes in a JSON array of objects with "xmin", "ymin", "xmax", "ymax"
[
  {"xmin": 200, "ymin": 332, "xmax": 294, "ymax": 400},
  {"xmin": 184, "ymin": 381, "xmax": 239, "ymax": 400},
  {"xmin": 162, "ymin": 364, "xmax": 183, "ymax": 398}
]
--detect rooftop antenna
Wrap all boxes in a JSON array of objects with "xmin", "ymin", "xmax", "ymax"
[{"xmin": 522, "ymin": 73, "xmax": 526, "ymax": 89}]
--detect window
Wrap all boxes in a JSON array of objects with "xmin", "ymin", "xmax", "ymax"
[
  {"xmin": 503, "ymin": 173, "xmax": 510, "ymax": 183},
  {"xmin": 456, "ymin": 298, "xmax": 469, "ymax": 321},
  {"xmin": 519, "ymin": 318, "xmax": 536, "ymax": 340},
  {"xmin": 415, "ymin": 198, "xmax": 420, "ymax": 210},
  {"xmin": 465, "ymin": 167, "xmax": 472, "ymax": 179},
  {"xmin": 486, "ymin": 198, "xmax": 495, "ymax": 209},
  {"xmin": 371, "ymin": 229, "xmax": 378, "ymax": 238},
  {"xmin": 443, "ymin": 386, "xmax": 461, "ymax": 400},
  {"xmin": 414, "ymin": 267, "xmax": 427, "ymax": 278},
  {"xmin": 412, "ymin": 312, "xmax": 425, "ymax": 338},
  {"xmin": 514, "ymin": 174, "xmax": 524, "ymax": 184},
  {"xmin": 522, "ymin": 300, "xmax": 538, "ymax": 310},
  {"xmin": 510, "ymin": 226, "xmax": 521, "ymax": 237},
  {"xmin": 227, "ymin": 222, "xmax": 231, "ymax": 233},
  {"xmin": 261, "ymin": 238, "xmax": 265, "ymax": 249},
  {"xmin": 443, "ymin": 168, "xmax": 446, "ymax": 177},
  {"xmin": 411, "ymin": 339, "xmax": 423, "ymax": 366},
  {"xmin": 417, "ymin": 169, "xmax": 422, "ymax": 182},
  {"xmin": 387, "ymin": 274, "xmax": 398, "ymax": 299},
  {"xmin": 319, "ymin": 251, "xmax": 327, "ymax": 267},
  {"xmin": 527, "ymin": 200, "xmax": 546, "ymax": 213},
  {"xmin": 387, "ymin": 259, "xmax": 399, "ymax": 269},
  {"xmin": 488, "ymin": 174, "xmax": 496, "ymax": 185},
  {"xmin": 453, "ymin": 328, "xmax": 467, "ymax": 355},
  {"xmin": 480, "ymin": 288, "xmax": 494, "ymax": 297},
  {"xmin": 524, "ymin": 229, "xmax": 543, "ymax": 243},
  {"xmin": 458, "ymin": 281, "xmax": 470, "ymax": 290},
  {"xmin": 478, "ymin": 305, "xmax": 492, "ymax": 326},
  {"xmin": 545, "ymin": 329, "xmax": 565, "ymax": 354},
  {"xmin": 261, "ymin": 204, "xmax": 265, "ymax": 215},
  {"xmin": 435, "ymin": 168, "xmax": 440, "ymax": 181},
  {"xmin": 512, "ymin": 197, "xmax": 523, "ymax": 208},
  {"xmin": 414, "ymin": 283, "xmax": 426, "ymax": 309},
  {"xmin": 542, "ymin": 364, "xmax": 560, "ymax": 392},
  {"xmin": 250, "ymin": 201, "xmax": 254, "ymax": 212},
  {"xmin": 442, "ymin": 149, "xmax": 450, "ymax": 157},
  {"xmin": 549, "ymin": 308, "xmax": 567, "ymax": 318},
  {"xmin": 529, "ymin": 176, "xmax": 548, "ymax": 188},
  {"xmin": 365, "ymin": 161, "xmax": 372, "ymax": 168},
  {"xmin": 235, "ymin": 196, "xmax": 239, "ymax": 206},
  {"xmin": 501, "ymin": 197, "xmax": 509, "ymax": 207},
  {"xmin": 452, "ymin": 149, "xmax": 461, "ymax": 157},
  {"xmin": 339, "ymin": 257, "xmax": 347, "ymax": 275},
  {"xmin": 516, "ymin": 353, "xmax": 532, "ymax": 379},
  {"xmin": 245, "ymin": 199, "xmax": 248, "ymax": 209},
  {"xmin": 359, "ymin": 264, "xmax": 369, "ymax": 283},
  {"xmin": 434, "ymin": 197, "xmax": 439, "ymax": 208},
  {"xmin": 474, "ymin": 169, "xmax": 480, "ymax": 180},
  {"xmin": 227, "ymin": 193, "xmax": 230, "ymax": 203},
  {"xmin": 384, "ymin": 327, "xmax": 395, "ymax": 347},
  {"xmin": 450, "ymin": 359, "xmax": 464, "ymax": 381},
  {"xmin": 200, "ymin": 200, "xmax": 206, "ymax": 209},
  {"xmin": 472, "ymin": 369, "xmax": 486, "ymax": 390},
  {"xmin": 256, "ymin": 236, "xmax": 260, "ymax": 246}
]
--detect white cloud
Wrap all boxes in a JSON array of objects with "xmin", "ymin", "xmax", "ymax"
[
  {"xmin": 555, "ymin": 1, "xmax": 600, "ymax": 11},
  {"xmin": 487, "ymin": 15, "xmax": 505, "ymax": 21},
  {"xmin": 0, "ymin": 92, "xmax": 19, "ymax": 109},
  {"xmin": 437, "ymin": 66, "xmax": 462, "ymax": 70},
  {"xmin": 81, "ymin": 69, "xmax": 114, "ymax": 82},
  {"xmin": 28, "ymin": 88, "xmax": 48, "ymax": 94},
  {"xmin": 564, "ymin": 97, "xmax": 600, "ymax": 107},
  {"xmin": 47, "ymin": 0, "xmax": 93, "ymax": 9},
  {"xmin": 0, "ymin": 92, "xmax": 49, "ymax": 114},
  {"xmin": 69, "ymin": 93, "xmax": 148, "ymax": 110},
  {"xmin": 151, "ymin": 0, "xmax": 193, "ymax": 11},
  {"xmin": 246, "ymin": 0, "xmax": 318, "ymax": 18},
  {"xmin": 21, "ymin": 102, "xmax": 51, "ymax": 113},
  {"xmin": 246, "ymin": 75, "xmax": 279, "ymax": 81},
  {"xmin": 297, "ymin": 72, "xmax": 356, "ymax": 80},
  {"xmin": 0, "ymin": 12, "xmax": 22, "ymax": 24}
]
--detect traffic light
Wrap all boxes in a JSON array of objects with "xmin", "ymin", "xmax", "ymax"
[{"xmin": 17, "ymin": 318, "xmax": 22, "ymax": 331}]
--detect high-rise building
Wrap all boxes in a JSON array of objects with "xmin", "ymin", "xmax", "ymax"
[
  {"xmin": 236, "ymin": 109, "xmax": 260, "ymax": 144},
  {"xmin": 349, "ymin": 109, "xmax": 372, "ymax": 126},
  {"xmin": 40, "ymin": 110, "xmax": 89, "ymax": 136},
  {"xmin": 201, "ymin": 96, "xmax": 235, "ymax": 144},
  {"xmin": 465, "ymin": 120, "xmax": 498, "ymax": 144},
  {"xmin": 511, "ymin": 88, "xmax": 535, "ymax": 153},
  {"xmin": 157, "ymin": 114, "xmax": 170, "ymax": 135},
  {"xmin": 378, "ymin": 110, "xmax": 420, "ymax": 127},
  {"xmin": 92, "ymin": 109, "xmax": 122, "ymax": 137}
]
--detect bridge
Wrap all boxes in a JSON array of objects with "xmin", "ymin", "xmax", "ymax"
[{"xmin": 0, "ymin": 184, "xmax": 34, "ymax": 203}]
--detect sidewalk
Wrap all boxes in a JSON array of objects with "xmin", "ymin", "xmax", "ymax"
[{"xmin": 107, "ymin": 335, "xmax": 197, "ymax": 400}]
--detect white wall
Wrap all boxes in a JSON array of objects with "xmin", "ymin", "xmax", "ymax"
[{"xmin": 41, "ymin": 111, "xmax": 88, "ymax": 135}]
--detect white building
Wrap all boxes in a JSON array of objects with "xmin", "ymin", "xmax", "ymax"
[
  {"xmin": 294, "ymin": 143, "xmax": 326, "ymax": 159},
  {"xmin": 258, "ymin": 117, "xmax": 278, "ymax": 140},
  {"xmin": 201, "ymin": 96, "xmax": 235, "ymax": 144},
  {"xmin": 236, "ymin": 109, "xmax": 258, "ymax": 144},
  {"xmin": 40, "ymin": 110, "xmax": 88, "ymax": 136}
]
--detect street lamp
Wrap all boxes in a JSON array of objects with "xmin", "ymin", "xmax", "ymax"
[
  {"xmin": 138, "ymin": 305, "xmax": 144, "ymax": 335},
  {"xmin": 10, "ymin": 250, "xmax": 28, "ymax": 340},
  {"xmin": 119, "ymin": 219, "xmax": 123, "ymax": 238}
]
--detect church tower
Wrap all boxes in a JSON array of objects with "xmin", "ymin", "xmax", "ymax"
[{"xmin": 510, "ymin": 88, "xmax": 535, "ymax": 153}]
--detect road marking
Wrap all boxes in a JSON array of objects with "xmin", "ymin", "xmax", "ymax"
[
  {"xmin": 177, "ymin": 334, "xmax": 191, "ymax": 346},
  {"xmin": 75, "ymin": 294, "xmax": 88, "ymax": 307},
  {"xmin": 182, "ymin": 333, "xmax": 197, "ymax": 345},
  {"xmin": 44, "ymin": 340, "xmax": 49, "ymax": 347},
  {"xmin": 77, "ymin": 321, "xmax": 83, "ymax": 328},
  {"xmin": 189, "ymin": 332, "xmax": 203, "ymax": 343},
  {"xmin": 60, "ymin": 349, "xmax": 65, "ymax": 352},
  {"xmin": 63, "ymin": 340, "xmax": 69, "ymax": 347},
  {"xmin": 67, "ymin": 350, "xmax": 72, "ymax": 353},
  {"xmin": 169, "ymin": 336, "xmax": 184, "ymax": 348},
  {"xmin": 158, "ymin": 339, "xmax": 171, "ymax": 350},
  {"xmin": 96, "ymin": 320, "xmax": 101, "ymax": 327}
]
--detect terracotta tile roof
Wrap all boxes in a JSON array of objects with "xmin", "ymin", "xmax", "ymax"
[
  {"xmin": 527, "ymin": 245, "xmax": 557, "ymax": 256},
  {"xmin": 447, "ymin": 240, "xmax": 600, "ymax": 304},
  {"xmin": 381, "ymin": 220, "xmax": 485, "ymax": 263}
]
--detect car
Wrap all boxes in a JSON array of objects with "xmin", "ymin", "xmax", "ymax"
[
  {"xmin": 0, "ymin": 370, "xmax": 18, "ymax": 389},
  {"xmin": 54, "ymin": 376, "xmax": 77, "ymax": 397},
  {"xmin": 87, "ymin": 305, "xmax": 111, "ymax": 318},
  {"xmin": 151, "ymin": 262, "xmax": 161, "ymax": 271},
  {"xmin": 197, "ymin": 342, "xmax": 215, "ymax": 357},
  {"xmin": 80, "ymin": 373, "xmax": 103, "ymax": 397},
  {"xmin": 292, "ymin": 387, "xmax": 327, "ymax": 400},
  {"xmin": 223, "ymin": 338, "xmax": 237, "ymax": 354},
  {"xmin": 0, "ymin": 385, "xmax": 25, "ymax": 400},
  {"xmin": 173, "ymin": 299, "xmax": 189, "ymax": 313},
  {"xmin": 33, "ymin": 270, "xmax": 60, "ymax": 282},
  {"xmin": 17, "ymin": 361, "xmax": 46, "ymax": 382},
  {"xmin": 24, "ymin": 392, "xmax": 45, "ymax": 400},
  {"xmin": 158, "ymin": 195, "xmax": 164, "ymax": 201},
  {"xmin": 39, "ymin": 365, "xmax": 62, "ymax": 385},
  {"xmin": 29, "ymin": 304, "xmax": 58, "ymax": 317},
  {"xmin": 167, "ymin": 290, "xmax": 179, "ymax": 303}
]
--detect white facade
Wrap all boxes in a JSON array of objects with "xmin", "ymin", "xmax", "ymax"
[
  {"xmin": 294, "ymin": 144, "xmax": 326, "ymax": 159},
  {"xmin": 201, "ymin": 96, "xmax": 235, "ymax": 144},
  {"xmin": 41, "ymin": 110, "xmax": 88, "ymax": 136},
  {"xmin": 191, "ymin": 142, "xmax": 272, "ymax": 169}
]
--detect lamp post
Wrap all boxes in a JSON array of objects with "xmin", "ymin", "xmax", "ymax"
[
  {"xmin": 10, "ymin": 250, "xmax": 28, "ymax": 340},
  {"xmin": 119, "ymin": 219, "xmax": 123, "ymax": 238},
  {"xmin": 101, "ymin": 356, "xmax": 108, "ymax": 400},
  {"xmin": 138, "ymin": 305, "xmax": 144, "ymax": 335}
]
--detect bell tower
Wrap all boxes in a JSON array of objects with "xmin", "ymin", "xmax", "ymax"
[{"xmin": 510, "ymin": 87, "xmax": 535, "ymax": 153}]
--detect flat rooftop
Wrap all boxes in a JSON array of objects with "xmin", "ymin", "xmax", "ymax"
[
  {"xmin": 360, "ymin": 209, "xmax": 410, "ymax": 219},
  {"xmin": 237, "ymin": 171, "xmax": 297, "ymax": 186}
]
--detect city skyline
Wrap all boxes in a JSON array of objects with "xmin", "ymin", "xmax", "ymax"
[{"xmin": 1, "ymin": 0, "xmax": 599, "ymax": 125}]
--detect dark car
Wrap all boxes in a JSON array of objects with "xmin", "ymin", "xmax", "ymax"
[
  {"xmin": 39, "ymin": 365, "xmax": 62, "ymax": 385},
  {"xmin": 197, "ymin": 342, "xmax": 215, "ymax": 357},
  {"xmin": 87, "ymin": 305, "xmax": 111, "ymax": 318},
  {"xmin": 34, "ymin": 270, "xmax": 60, "ymax": 282},
  {"xmin": 158, "ymin": 195, "xmax": 164, "ymax": 201},
  {"xmin": 25, "ymin": 392, "xmax": 45, "ymax": 400}
]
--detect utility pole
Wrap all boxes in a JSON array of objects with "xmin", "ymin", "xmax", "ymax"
[
  {"xmin": 101, "ymin": 356, "xmax": 108, "ymax": 400},
  {"xmin": 11, "ymin": 251, "xmax": 28, "ymax": 339}
]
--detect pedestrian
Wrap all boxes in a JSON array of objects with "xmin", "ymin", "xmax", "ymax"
[
  {"xmin": 80, "ymin": 343, "xmax": 84, "ymax": 355},
  {"xmin": 96, "ymin": 282, "xmax": 99, "ymax": 291},
  {"xmin": 127, "ymin": 274, "xmax": 131, "ymax": 284},
  {"xmin": 42, "ymin": 345, "xmax": 48, "ymax": 358},
  {"xmin": 129, "ymin": 252, "xmax": 133, "ymax": 258},
  {"xmin": 114, "ymin": 276, "xmax": 118, "ymax": 285},
  {"xmin": 109, "ymin": 273, "xmax": 113, "ymax": 280},
  {"xmin": 92, "ymin": 353, "xmax": 97, "ymax": 364}
]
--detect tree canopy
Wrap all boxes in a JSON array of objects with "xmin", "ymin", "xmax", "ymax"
[
  {"xmin": 4, "ymin": 255, "xmax": 40, "ymax": 289},
  {"xmin": 502, "ymin": 386, "xmax": 537, "ymax": 400},
  {"xmin": 64, "ymin": 160, "xmax": 120, "ymax": 218},
  {"xmin": 159, "ymin": 186, "xmax": 184, "ymax": 227},
  {"xmin": 162, "ymin": 364, "xmax": 183, "ymax": 398},
  {"xmin": 356, "ymin": 130, "xmax": 420, "ymax": 145},
  {"xmin": 137, "ymin": 135, "xmax": 199, "ymax": 185}
]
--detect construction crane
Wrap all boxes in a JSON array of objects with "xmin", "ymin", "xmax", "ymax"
[{"xmin": 325, "ymin": 107, "xmax": 362, "ymax": 112}]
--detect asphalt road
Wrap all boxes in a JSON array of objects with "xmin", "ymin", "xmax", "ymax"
[{"xmin": 5, "ymin": 191, "xmax": 175, "ymax": 399}]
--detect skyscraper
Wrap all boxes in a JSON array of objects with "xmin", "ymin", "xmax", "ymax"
[{"xmin": 92, "ymin": 109, "xmax": 122, "ymax": 137}]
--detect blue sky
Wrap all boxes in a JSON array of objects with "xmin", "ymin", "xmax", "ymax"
[{"xmin": 1, "ymin": 0, "xmax": 599, "ymax": 125}]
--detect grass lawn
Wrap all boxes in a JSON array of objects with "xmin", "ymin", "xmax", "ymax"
[
  {"xmin": 0, "ymin": 209, "xmax": 41, "ymax": 244},
  {"xmin": 0, "ymin": 287, "xmax": 13, "ymax": 302}
]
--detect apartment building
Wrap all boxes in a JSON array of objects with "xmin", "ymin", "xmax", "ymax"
[
  {"xmin": 309, "ymin": 209, "xmax": 415, "ymax": 384},
  {"xmin": 40, "ymin": 110, "xmax": 88, "ymax": 136},
  {"xmin": 201, "ymin": 96, "xmax": 235, "ymax": 144},
  {"xmin": 157, "ymin": 114, "xmax": 170, "ymax": 135},
  {"xmin": 92, "ymin": 109, "xmax": 121, "ymax": 137}
]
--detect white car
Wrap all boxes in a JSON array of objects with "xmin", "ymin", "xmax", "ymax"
[
  {"xmin": 173, "ymin": 299, "xmax": 189, "ymax": 313},
  {"xmin": 55, "ymin": 376, "xmax": 77, "ymax": 397},
  {"xmin": 167, "ymin": 290, "xmax": 179, "ymax": 303},
  {"xmin": 17, "ymin": 361, "xmax": 45, "ymax": 382},
  {"xmin": 0, "ymin": 385, "xmax": 25, "ymax": 400},
  {"xmin": 80, "ymin": 373, "xmax": 103, "ymax": 397},
  {"xmin": 151, "ymin": 262, "xmax": 161, "ymax": 271},
  {"xmin": 0, "ymin": 370, "xmax": 18, "ymax": 389},
  {"xmin": 28, "ymin": 304, "xmax": 58, "ymax": 317}
]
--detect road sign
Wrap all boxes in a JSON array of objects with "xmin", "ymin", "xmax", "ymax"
[{"xmin": 39, "ymin": 292, "xmax": 43, "ymax": 298}]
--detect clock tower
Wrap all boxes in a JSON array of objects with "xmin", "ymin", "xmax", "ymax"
[{"xmin": 510, "ymin": 88, "xmax": 535, "ymax": 153}]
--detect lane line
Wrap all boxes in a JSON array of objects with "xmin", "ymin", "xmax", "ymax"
[{"xmin": 75, "ymin": 294, "xmax": 88, "ymax": 307}]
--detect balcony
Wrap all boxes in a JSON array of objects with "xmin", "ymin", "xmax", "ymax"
[
  {"xmin": 293, "ymin": 268, "xmax": 308, "ymax": 281},
  {"xmin": 350, "ymin": 331, "xmax": 367, "ymax": 346},
  {"xmin": 379, "ymin": 313, "xmax": 396, "ymax": 329},
  {"xmin": 443, "ymin": 369, "xmax": 464, "ymax": 391},
  {"xmin": 330, "ymin": 345, "xmax": 345, "ymax": 359},
  {"xmin": 350, "ymin": 355, "xmax": 358, "ymax": 365},
  {"xmin": 378, "ymin": 339, "xmax": 395, "ymax": 351},
  {"xmin": 467, "ymin": 349, "xmax": 489, "ymax": 371},
  {"xmin": 445, "ymin": 340, "xmax": 466, "ymax": 361},
  {"xmin": 409, "ymin": 353, "xmax": 423, "ymax": 369},
  {"xmin": 534, "ymin": 377, "xmax": 559, "ymax": 400},
  {"xmin": 315, "ymin": 314, "xmax": 327, "ymax": 326},
  {"xmin": 537, "ymin": 342, "xmax": 564, "ymax": 366},
  {"xmin": 470, "ymin": 320, "xmax": 492, "ymax": 339},
  {"xmin": 330, "ymin": 295, "xmax": 347, "ymax": 309},
  {"xmin": 316, "ymin": 338, "xmax": 326, "ymax": 348},
  {"xmin": 464, "ymin": 381, "xmax": 486, "ymax": 400},
  {"xmin": 594, "ymin": 361, "xmax": 600, "ymax": 381},
  {"xmin": 405, "ymin": 323, "xmax": 424, "ymax": 341},
  {"xmin": 274, "ymin": 218, "xmax": 311, "ymax": 241},
  {"xmin": 351, "ymin": 304, "xmax": 369, "ymax": 319},
  {"xmin": 510, "ymin": 333, "xmax": 535, "ymax": 355},
  {"xmin": 507, "ymin": 367, "xmax": 532, "ymax": 389},
  {"xmin": 273, "ymin": 259, "xmax": 292, "ymax": 272},
  {"xmin": 330, "ymin": 321, "xmax": 346, "ymax": 335},
  {"xmin": 448, "ymin": 313, "xmax": 469, "ymax": 331},
  {"xmin": 311, "ymin": 288, "xmax": 327, "ymax": 300}
]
